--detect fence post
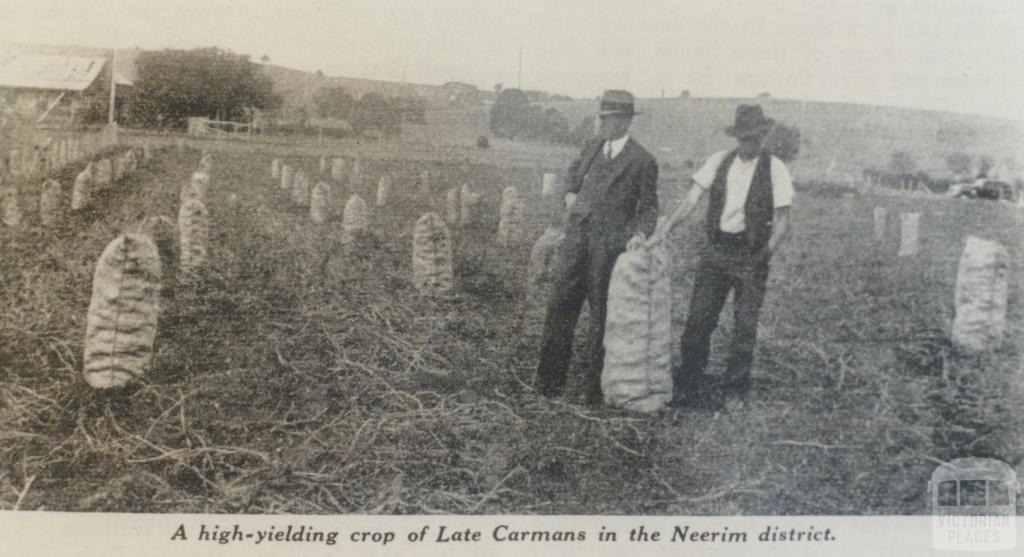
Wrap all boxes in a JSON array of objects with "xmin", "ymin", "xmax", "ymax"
[
  {"xmin": 873, "ymin": 207, "xmax": 888, "ymax": 241},
  {"xmin": 897, "ymin": 212, "xmax": 920, "ymax": 256},
  {"xmin": 952, "ymin": 236, "xmax": 1008, "ymax": 352}
]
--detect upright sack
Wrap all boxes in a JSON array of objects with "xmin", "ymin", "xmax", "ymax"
[
  {"xmin": 83, "ymin": 234, "xmax": 162, "ymax": 389},
  {"xmin": 602, "ymin": 237, "xmax": 672, "ymax": 412}
]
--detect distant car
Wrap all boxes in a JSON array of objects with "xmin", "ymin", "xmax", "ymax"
[{"xmin": 953, "ymin": 180, "xmax": 1013, "ymax": 201}]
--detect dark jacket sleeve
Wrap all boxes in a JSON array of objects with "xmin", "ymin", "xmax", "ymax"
[
  {"xmin": 567, "ymin": 139, "xmax": 601, "ymax": 194},
  {"xmin": 628, "ymin": 155, "xmax": 659, "ymax": 237},
  {"xmin": 566, "ymin": 153, "xmax": 584, "ymax": 194}
]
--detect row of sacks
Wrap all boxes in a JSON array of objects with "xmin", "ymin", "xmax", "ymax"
[
  {"xmin": 80, "ymin": 158, "xmax": 393, "ymax": 391},
  {"xmin": 304, "ymin": 174, "xmax": 523, "ymax": 248},
  {"xmin": 81, "ymin": 154, "xmax": 203, "ymax": 391},
  {"xmin": 175, "ymin": 170, "xmax": 211, "ymax": 284},
  {"xmin": 5, "ymin": 135, "xmax": 98, "ymax": 179},
  {"xmin": 272, "ymin": 156, "xmax": 436, "ymax": 197},
  {"xmin": 184, "ymin": 153, "xmax": 378, "ymax": 281},
  {"xmin": 81, "ymin": 220, "xmax": 1010, "ymax": 413},
  {"xmin": 278, "ymin": 175, "xmax": 372, "ymax": 237},
  {"xmin": 70, "ymin": 148, "xmax": 145, "ymax": 212},
  {"xmin": 1, "ymin": 146, "xmax": 152, "ymax": 228},
  {"xmin": 82, "ymin": 206, "xmax": 428, "ymax": 391},
  {"xmin": 84, "ymin": 152, "xmax": 341, "ymax": 391},
  {"xmin": 273, "ymin": 159, "xmax": 524, "ymax": 247},
  {"xmin": 272, "ymin": 162, "xmax": 369, "ymax": 233}
]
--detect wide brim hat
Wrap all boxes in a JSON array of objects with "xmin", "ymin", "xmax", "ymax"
[
  {"xmin": 597, "ymin": 89, "xmax": 641, "ymax": 116},
  {"xmin": 725, "ymin": 104, "xmax": 774, "ymax": 137}
]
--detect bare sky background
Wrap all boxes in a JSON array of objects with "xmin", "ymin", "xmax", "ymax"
[{"xmin": 1, "ymin": 0, "xmax": 1021, "ymax": 119}]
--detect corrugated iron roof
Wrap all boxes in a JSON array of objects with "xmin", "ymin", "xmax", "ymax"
[{"xmin": 0, "ymin": 53, "xmax": 107, "ymax": 91}]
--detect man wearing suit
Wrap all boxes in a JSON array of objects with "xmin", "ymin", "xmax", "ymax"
[
  {"xmin": 536, "ymin": 90, "xmax": 659, "ymax": 404},
  {"xmin": 652, "ymin": 104, "xmax": 794, "ymax": 410}
]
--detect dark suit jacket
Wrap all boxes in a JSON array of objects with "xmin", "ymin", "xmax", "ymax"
[{"xmin": 566, "ymin": 137, "xmax": 659, "ymax": 253}]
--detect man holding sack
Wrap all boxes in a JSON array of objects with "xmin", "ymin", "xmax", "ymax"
[
  {"xmin": 652, "ymin": 104, "xmax": 794, "ymax": 410},
  {"xmin": 535, "ymin": 90, "xmax": 659, "ymax": 405}
]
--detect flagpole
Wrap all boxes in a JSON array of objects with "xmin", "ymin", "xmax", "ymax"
[
  {"xmin": 517, "ymin": 46, "xmax": 522, "ymax": 89},
  {"xmin": 107, "ymin": 29, "xmax": 118, "ymax": 127}
]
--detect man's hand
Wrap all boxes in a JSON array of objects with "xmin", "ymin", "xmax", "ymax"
[
  {"xmin": 564, "ymin": 192, "xmax": 577, "ymax": 210},
  {"xmin": 626, "ymin": 232, "xmax": 646, "ymax": 251},
  {"xmin": 647, "ymin": 217, "xmax": 675, "ymax": 246}
]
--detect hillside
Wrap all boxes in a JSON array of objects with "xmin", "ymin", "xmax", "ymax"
[
  {"xmin": 5, "ymin": 41, "xmax": 1021, "ymax": 184},
  {"xmin": 558, "ymin": 96, "xmax": 1024, "ymax": 182},
  {"xmin": 259, "ymin": 63, "xmax": 442, "ymax": 111},
  {"xmin": 424, "ymin": 97, "xmax": 1024, "ymax": 183}
]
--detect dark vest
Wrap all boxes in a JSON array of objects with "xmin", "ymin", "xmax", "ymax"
[
  {"xmin": 705, "ymin": 150, "xmax": 774, "ymax": 251},
  {"xmin": 571, "ymin": 148, "xmax": 619, "ymax": 221}
]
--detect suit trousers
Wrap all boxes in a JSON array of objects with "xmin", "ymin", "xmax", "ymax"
[
  {"xmin": 676, "ymin": 237, "xmax": 770, "ymax": 397},
  {"xmin": 536, "ymin": 217, "xmax": 621, "ymax": 401}
]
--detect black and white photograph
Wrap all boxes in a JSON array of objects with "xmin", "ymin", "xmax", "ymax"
[{"xmin": 0, "ymin": 0, "xmax": 1022, "ymax": 554}]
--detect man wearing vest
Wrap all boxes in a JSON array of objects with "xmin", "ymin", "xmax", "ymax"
[
  {"xmin": 536, "ymin": 90, "xmax": 659, "ymax": 405},
  {"xmin": 653, "ymin": 104, "xmax": 794, "ymax": 409}
]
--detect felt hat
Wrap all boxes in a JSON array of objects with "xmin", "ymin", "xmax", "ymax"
[
  {"xmin": 725, "ymin": 104, "xmax": 774, "ymax": 137},
  {"xmin": 597, "ymin": 90, "xmax": 640, "ymax": 116}
]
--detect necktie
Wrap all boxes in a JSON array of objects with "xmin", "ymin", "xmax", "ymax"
[{"xmin": 605, "ymin": 141, "xmax": 612, "ymax": 159}]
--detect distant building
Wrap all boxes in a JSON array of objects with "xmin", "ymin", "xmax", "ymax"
[{"xmin": 0, "ymin": 51, "xmax": 132, "ymax": 127}]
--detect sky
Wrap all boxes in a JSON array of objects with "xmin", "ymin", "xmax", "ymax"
[{"xmin": 1, "ymin": 0, "xmax": 1022, "ymax": 120}]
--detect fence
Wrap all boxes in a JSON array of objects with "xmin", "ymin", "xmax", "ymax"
[
  {"xmin": 186, "ymin": 117, "xmax": 255, "ymax": 139},
  {"xmin": 1, "ymin": 123, "xmax": 117, "ymax": 183}
]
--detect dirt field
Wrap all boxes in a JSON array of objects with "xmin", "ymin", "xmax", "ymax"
[{"xmin": 1, "ymin": 140, "xmax": 1022, "ymax": 514}]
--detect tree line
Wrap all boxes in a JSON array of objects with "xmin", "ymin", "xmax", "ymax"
[
  {"xmin": 488, "ymin": 88, "xmax": 803, "ymax": 160},
  {"xmin": 124, "ymin": 47, "xmax": 415, "ymax": 137}
]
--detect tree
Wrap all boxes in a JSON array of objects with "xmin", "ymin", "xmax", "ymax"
[
  {"xmin": 489, "ymin": 88, "xmax": 530, "ymax": 139},
  {"xmin": 764, "ymin": 122, "xmax": 801, "ymax": 162},
  {"xmin": 392, "ymin": 96, "xmax": 426, "ymax": 124},
  {"xmin": 132, "ymin": 47, "xmax": 278, "ymax": 127},
  {"xmin": 314, "ymin": 86, "xmax": 354, "ymax": 120},
  {"xmin": 489, "ymin": 88, "xmax": 571, "ymax": 144},
  {"xmin": 542, "ymin": 108, "xmax": 570, "ymax": 144},
  {"xmin": 352, "ymin": 93, "xmax": 401, "ymax": 137},
  {"xmin": 977, "ymin": 155, "xmax": 995, "ymax": 178},
  {"xmin": 888, "ymin": 151, "xmax": 916, "ymax": 176},
  {"xmin": 946, "ymin": 152, "xmax": 972, "ymax": 177},
  {"xmin": 568, "ymin": 116, "xmax": 596, "ymax": 146},
  {"xmin": 520, "ymin": 104, "xmax": 546, "ymax": 139}
]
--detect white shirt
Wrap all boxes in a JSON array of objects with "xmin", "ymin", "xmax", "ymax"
[
  {"xmin": 692, "ymin": 150, "xmax": 794, "ymax": 233},
  {"xmin": 603, "ymin": 135, "xmax": 629, "ymax": 159}
]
